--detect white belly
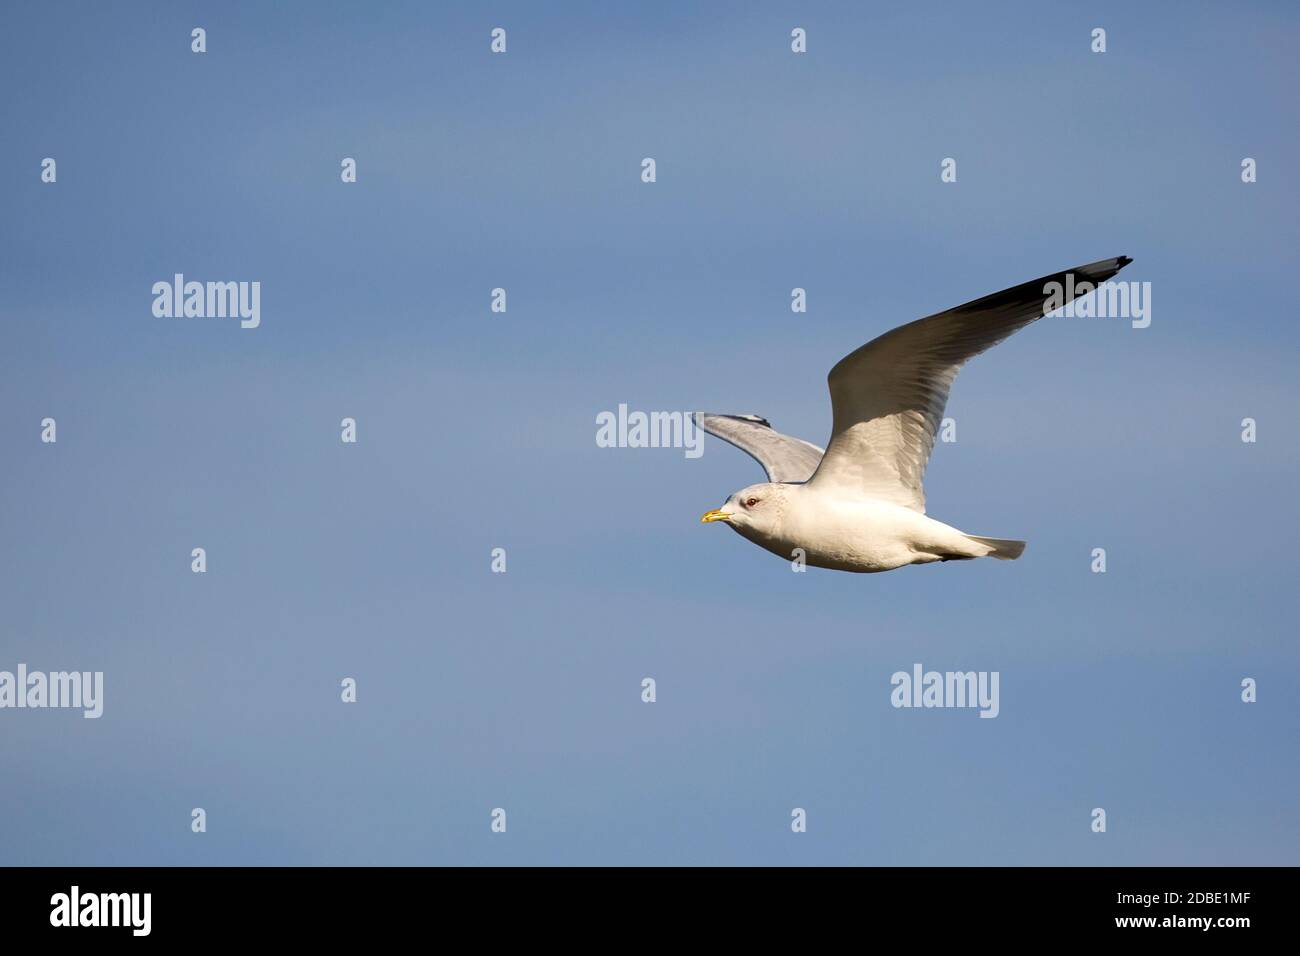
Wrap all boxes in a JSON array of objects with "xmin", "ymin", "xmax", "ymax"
[{"xmin": 734, "ymin": 490, "xmax": 981, "ymax": 572}]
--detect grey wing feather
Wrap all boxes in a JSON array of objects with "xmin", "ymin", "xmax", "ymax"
[
  {"xmin": 695, "ymin": 413, "xmax": 824, "ymax": 484},
  {"xmin": 809, "ymin": 256, "xmax": 1133, "ymax": 512}
]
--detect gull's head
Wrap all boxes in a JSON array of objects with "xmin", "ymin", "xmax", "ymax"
[{"xmin": 701, "ymin": 482, "xmax": 789, "ymax": 537}]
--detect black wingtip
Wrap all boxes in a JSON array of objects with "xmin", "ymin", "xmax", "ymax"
[
  {"xmin": 696, "ymin": 412, "xmax": 774, "ymax": 429},
  {"xmin": 1116, "ymin": 255, "xmax": 1133, "ymax": 268}
]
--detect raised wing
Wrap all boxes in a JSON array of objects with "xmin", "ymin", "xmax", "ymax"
[
  {"xmin": 808, "ymin": 256, "xmax": 1133, "ymax": 512},
  {"xmin": 695, "ymin": 413, "xmax": 824, "ymax": 484}
]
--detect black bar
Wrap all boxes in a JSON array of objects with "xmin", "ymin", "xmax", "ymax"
[{"xmin": 0, "ymin": 866, "xmax": 1286, "ymax": 941}]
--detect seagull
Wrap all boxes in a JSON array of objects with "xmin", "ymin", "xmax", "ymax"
[{"xmin": 698, "ymin": 256, "xmax": 1133, "ymax": 572}]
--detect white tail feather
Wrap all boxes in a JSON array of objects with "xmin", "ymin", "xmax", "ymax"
[{"xmin": 966, "ymin": 535, "xmax": 1026, "ymax": 560}]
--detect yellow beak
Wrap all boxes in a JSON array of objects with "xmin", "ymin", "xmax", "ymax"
[{"xmin": 700, "ymin": 509, "xmax": 733, "ymax": 523}]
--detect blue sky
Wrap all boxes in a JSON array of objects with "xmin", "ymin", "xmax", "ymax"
[{"xmin": 1, "ymin": 1, "xmax": 1297, "ymax": 865}]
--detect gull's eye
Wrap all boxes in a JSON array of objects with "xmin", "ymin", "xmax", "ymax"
[{"xmin": 745, "ymin": 497, "xmax": 760, "ymax": 507}]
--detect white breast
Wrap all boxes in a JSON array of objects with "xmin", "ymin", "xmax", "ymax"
[{"xmin": 740, "ymin": 486, "xmax": 973, "ymax": 572}]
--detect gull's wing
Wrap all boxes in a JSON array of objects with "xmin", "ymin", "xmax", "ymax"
[
  {"xmin": 695, "ymin": 413, "xmax": 824, "ymax": 484},
  {"xmin": 808, "ymin": 256, "xmax": 1133, "ymax": 512}
]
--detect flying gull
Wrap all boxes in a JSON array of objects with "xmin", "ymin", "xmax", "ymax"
[{"xmin": 698, "ymin": 256, "xmax": 1133, "ymax": 572}]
